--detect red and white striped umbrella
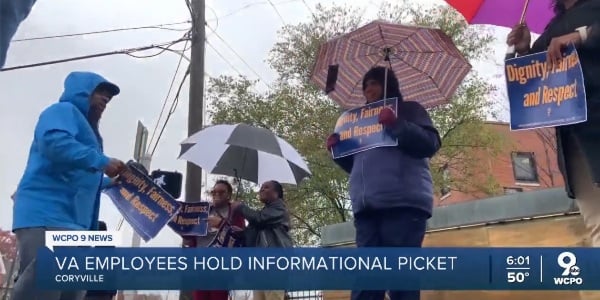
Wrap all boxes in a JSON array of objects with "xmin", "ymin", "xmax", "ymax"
[{"xmin": 310, "ymin": 20, "xmax": 472, "ymax": 109}]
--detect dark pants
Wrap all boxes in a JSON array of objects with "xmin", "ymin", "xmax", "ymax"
[
  {"xmin": 12, "ymin": 227, "xmax": 87, "ymax": 300},
  {"xmin": 84, "ymin": 295, "xmax": 114, "ymax": 300},
  {"xmin": 351, "ymin": 207, "xmax": 428, "ymax": 300},
  {"xmin": 193, "ymin": 290, "xmax": 229, "ymax": 300}
]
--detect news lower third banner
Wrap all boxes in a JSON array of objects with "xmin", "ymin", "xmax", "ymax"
[
  {"xmin": 36, "ymin": 247, "xmax": 600, "ymax": 291},
  {"xmin": 103, "ymin": 165, "xmax": 182, "ymax": 241},
  {"xmin": 168, "ymin": 202, "xmax": 210, "ymax": 237},
  {"xmin": 331, "ymin": 98, "xmax": 398, "ymax": 159},
  {"xmin": 505, "ymin": 43, "xmax": 587, "ymax": 131}
]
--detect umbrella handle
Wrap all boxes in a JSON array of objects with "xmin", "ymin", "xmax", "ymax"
[
  {"xmin": 519, "ymin": 0, "xmax": 530, "ymax": 24},
  {"xmin": 506, "ymin": 0, "xmax": 530, "ymax": 60}
]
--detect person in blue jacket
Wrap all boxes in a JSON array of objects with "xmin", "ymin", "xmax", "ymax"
[
  {"xmin": 11, "ymin": 71, "xmax": 126, "ymax": 300},
  {"xmin": 326, "ymin": 66, "xmax": 441, "ymax": 300},
  {"xmin": 0, "ymin": 0, "xmax": 37, "ymax": 68}
]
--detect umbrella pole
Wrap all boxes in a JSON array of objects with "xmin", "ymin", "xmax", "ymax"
[
  {"xmin": 383, "ymin": 67, "xmax": 388, "ymax": 102},
  {"xmin": 506, "ymin": 0, "xmax": 531, "ymax": 59}
]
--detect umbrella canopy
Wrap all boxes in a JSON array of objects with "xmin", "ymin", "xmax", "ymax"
[
  {"xmin": 310, "ymin": 20, "xmax": 471, "ymax": 109},
  {"xmin": 179, "ymin": 123, "xmax": 311, "ymax": 185},
  {"xmin": 445, "ymin": 0, "xmax": 554, "ymax": 34}
]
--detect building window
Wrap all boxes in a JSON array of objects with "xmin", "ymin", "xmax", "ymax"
[
  {"xmin": 511, "ymin": 152, "xmax": 539, "ymax": 183},
  {"xmin": 503, "ymin": 187, "xmax": 523, "ymax": 194}
]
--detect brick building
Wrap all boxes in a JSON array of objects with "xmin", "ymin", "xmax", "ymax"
[{"xmin": 435, "ymin": 121, "xmax": 564, "ymax": 206}]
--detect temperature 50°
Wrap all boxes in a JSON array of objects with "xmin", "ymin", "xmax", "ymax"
[{"xmin": 508, "ymin": 271, "xmax": 529, "ymax": 283}]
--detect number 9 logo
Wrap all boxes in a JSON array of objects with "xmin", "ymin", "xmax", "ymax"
[{"xmin": 557, "ymin": 251, "xmax": 576, "ymax": 276}]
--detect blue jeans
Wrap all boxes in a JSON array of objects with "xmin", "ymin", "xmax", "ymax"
[
  {"xmin": 351, "ymin": 207, "xmax": 428, "ymax": 300},
  {"xmin": 0, "ymin": 0, "xmax": 37, "ymax": 68}
]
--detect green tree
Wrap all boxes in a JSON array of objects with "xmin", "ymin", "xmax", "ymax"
[{"xmin": 208, "ymin": 1, "xmax": 504, "ymax": 244}]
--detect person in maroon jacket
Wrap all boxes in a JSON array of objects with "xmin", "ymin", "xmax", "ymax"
[{"xmin": 183, "ymin": 180, "xmax": 246, "ymax": 300}]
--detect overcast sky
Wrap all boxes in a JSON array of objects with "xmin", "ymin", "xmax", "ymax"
[{"xmin": 0, "ymin": 0, "xmax": 511, "ymax": 248}]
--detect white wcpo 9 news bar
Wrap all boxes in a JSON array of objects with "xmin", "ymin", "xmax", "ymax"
[{"xmin": 45, "ymin": 230, "xmax": 123, "ymax": 251}]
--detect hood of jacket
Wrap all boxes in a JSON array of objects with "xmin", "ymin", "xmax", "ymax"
[{"xmin": 58, "ymin": 71, "xmax": 120, "ymax": 117}]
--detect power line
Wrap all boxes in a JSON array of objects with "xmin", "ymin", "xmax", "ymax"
[
  {"xmin": 0, "ymin": 38, "xmax": 190, "ymax": 72},
  {"xmin": 148, "ymin": 38, "xmax": 191, "ymax": 155},
  {"xmin": 206, "ymin": 0, "xmax": 298, "ymax": 21},
  {"xmin": 266, "ymin": 0, "xmax": 287, "ymax": 24},
  {"xmin": 300, "ymin": 0, "xmax": 315, "ymax": 16},
  {"xmin": 12, "ymin": 21, "xmax": 191, "ymax": 42},
  {"xmin": 205, "ymin": 24, "xmax": 268, "ymax": 86},
  {"xmin": 149, "ymin": 65, "xmax": 191, "ymax": 156},
  {"xmin": 205, "ymin": 40, "xmax": 245, "ymax": 77}
]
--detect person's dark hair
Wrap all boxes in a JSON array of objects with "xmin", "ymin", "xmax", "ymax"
[
  {"xmin": 215, "ymin": 179, "xmax": 233, "ymax": 194},
  {"xmin": 98, "ymin": 221, "xmax": 107, "ymax": 231},
  {"xmin": 270, "ymin": 180, "xmax": 284, "ymax": 199},
  {"xmin": 552, "ymin": 0, "xmax": 567, "ymax": 15},
  {"xmin": 362, "ymin": 66, "xmax": 403, "ymax": 102},
  {"xmin": 548, "ymin": 0, "xmax": 590, "ymax": 29}
]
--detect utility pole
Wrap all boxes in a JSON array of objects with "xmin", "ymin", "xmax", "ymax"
[
  {"xmin": 186, "ymin": 0, "xmax": 205, "ymax": 205},
  {"xmin": 181, "ymin": 0, "xmax": 205, "ymax": 299}
]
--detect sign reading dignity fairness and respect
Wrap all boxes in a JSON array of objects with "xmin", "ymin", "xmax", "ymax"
[
  {"xmin": 168, "ymin": 202, "xmax": 210, "ymax": 237},
  {"xmin": 331, "ymin": 97, "xmax": 398, "ymax": 159},
  {"xmin": 103, "ymin": 165, "xmax": 182, "ymax": 241},
  {"xmin": 505, "ymin": 44, "xmax": 587, "ymax": 131}
]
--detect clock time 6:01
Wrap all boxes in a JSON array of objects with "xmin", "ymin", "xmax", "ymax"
[{"xmin": 506, "ymin": 256, "xmax": 530, "ymax": 265}]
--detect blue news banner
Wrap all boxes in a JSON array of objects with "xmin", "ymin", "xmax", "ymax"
[
  {"xmin": 36, "ymin": 248, "xmax": 600, "ymax": 290},
  {"xmin": 505, "ymin": 43, "xmax": 587, "ymax": 130},
  {"xmin": 331, "ymin": 98, "xmax": 398, "ymax": 159}
]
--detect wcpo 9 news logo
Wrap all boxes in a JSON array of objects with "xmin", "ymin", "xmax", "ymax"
[{"xmin": 553, "ymin": 251, "xmax": 582, "ymax": 285}]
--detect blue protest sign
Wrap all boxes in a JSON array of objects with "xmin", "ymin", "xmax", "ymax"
[
  {"xmin": 103, "ymin": 165, "xmax": 182, "ymax": 241},
  {"xmin": 168, "ymin": 202, "xmax": 210, "ymax": 237},
  {"xmin": 331, "ymin": 98, "xmax": 398, "ymax": 158},
  {"xmin": 505, "ymin": 44, "xmax": 587, "ymax": 130}
]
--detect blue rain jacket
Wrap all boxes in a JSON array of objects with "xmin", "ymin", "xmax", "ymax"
[{"xmin": 13, "ymin": 72, "xmax": 117, "ymax": 231}]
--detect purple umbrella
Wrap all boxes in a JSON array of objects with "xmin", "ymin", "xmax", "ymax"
[{"xmin": 445, "ymin": 0, "xmax": 555, "ymax": 34}]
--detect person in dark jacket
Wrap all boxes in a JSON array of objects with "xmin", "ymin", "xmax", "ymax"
[
  {"xmin": 84, "ymin": 221, "xmax": 117, "ymax": 300},
  {"xmin": 507, "ymin": 0, "xmax": 600, "ymax": 250},
  {"xmin": 232, "ymin": 180, "xmax": 292, "ymax": 300},
  {"xmin": 325, "ymin": 66, "xmax": 441, "ymax": 300}
]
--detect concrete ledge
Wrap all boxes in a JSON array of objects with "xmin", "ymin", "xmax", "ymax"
[{"xmin": 321, "ymin": 188, "xmax": 577, "ymax": 247}]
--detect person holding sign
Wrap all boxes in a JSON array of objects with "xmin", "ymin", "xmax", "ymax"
[
  {"xmin": 506, "ymin": 0, "xmax": 600, "ymax": 250},
  {"xmin": 231, "ymin": 180, "xmax": 293, "ymax": 300},
  {"xmin": 11, "ymin": 71, "xmax": 126, "ymax": 300},
  {"xmin": 325, "ymin": 66, "xmax": 441, "ymax": 300},
  {"xmin": 184, "ymin": 180, "xmax": 245, "ymax": 300}
]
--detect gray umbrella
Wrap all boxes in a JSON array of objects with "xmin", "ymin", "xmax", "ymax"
[{"xmin": 178, "ymin": 123, "xmax": 312, "ymax": 185}]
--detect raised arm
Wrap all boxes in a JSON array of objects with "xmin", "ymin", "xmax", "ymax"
[{"xmin": 236, "ymin": 202, "xmax": 286, "ymax": 226}]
